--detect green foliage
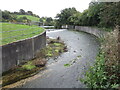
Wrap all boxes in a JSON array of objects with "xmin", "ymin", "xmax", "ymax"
[
  {"xmin": 17, "ymin": 15, "xmax": 40, "ymax": 22},
  {"xmin": 64, "ymin": 64, "xmax": 70, "ymax": 67},
  {"xmin": 68, "ymin": 12, "xmax": 81, "ymax": 25},
  {"xmin": 19, "ymin": 9, "xmax": 26, "ymax": 15},
  {"xmin": 16, "ymin": 16, "xmax": 31, "ymax": 23},
  {"xmin": 22, "ymin": 64, "xmax": 36, "ymax": 70},
  {"xmin": 55, "ymin": 2, "xmax": 120, "ymax": 29},
  {"xmin": 2, "ymin": 10, "xmax": 17, "ymax": 22},
  {"xmin": 1, "ymin": 9, "xmax": 41, "ymax": 23},
  {"xmin": 55, "ymin": 7, "xmax": 78, "ymax": 28},
  {"xmin": 45, "ymin": 42, "xmax": 65, "ymax": 57},
  {"xmin": 80, "ymin": 51, "xmax": 119, "ymax": 89},
  {"xmin": 78, "ymin": 2, "xmax": 120, "ymax": 28},
  {"xmin": 53, "ymin": 43, "xmax": 61, "ymax": 46},
  {"xmin": 39, "ymin": 17, "xmax": 54, "ymax": 26},
  {"xmin": 38, "ymin": 39, "xmax": 66, "ymax": 58},
  {"xmin": 97, "ymin": 2, "xmax": 120, "ymax": 28}
]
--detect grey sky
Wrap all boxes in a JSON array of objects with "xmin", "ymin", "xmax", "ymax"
[{"xmin": 0, "ymin": 0, "xmax": 92, "ymax": 18}]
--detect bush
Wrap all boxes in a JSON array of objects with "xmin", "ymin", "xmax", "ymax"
[
  {"xmin": 80, "ymin": 51, "xmax": 119, "ymax": 88},
  {"xmin": 80, "ymin": 27, "xmax": 120, "ymax": 89}
]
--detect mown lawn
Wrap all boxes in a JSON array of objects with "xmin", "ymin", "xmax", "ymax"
[
  {"xmin": 1, "ymin": 23, "xmax": 45, "ymax": 45},
  {"xmin": 17, "ymin": 15, "xmax": 40, "ymax": 22}
]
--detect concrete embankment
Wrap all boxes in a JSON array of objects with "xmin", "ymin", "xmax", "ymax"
[
  {"xmin": 62, "ymin": 25, "xmax": 105, "ymax": 38},
  {"xmin": 1, "ymin": 31, "xmax": 46, "ymax": 73}
]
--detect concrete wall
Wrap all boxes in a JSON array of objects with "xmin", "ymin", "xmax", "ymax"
[
  {"xmin": 62, "ymin": 25, "xmax": 75, "ymax": 29},
  {"xmin": 62, "ymin": 25, "xmax": 105, "ymax": 38},
  {"xmin": 1, "ymin": 31, "xmax": 46, "ymax": 73},
  {"xmin": 75, "ymin": 26, "xmax": 105, "ymax": 38}
]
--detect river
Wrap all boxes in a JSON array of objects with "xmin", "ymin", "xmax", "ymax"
[{"xmin": 21, "ymin": 29, "xmax": 100, "ymax": 88}]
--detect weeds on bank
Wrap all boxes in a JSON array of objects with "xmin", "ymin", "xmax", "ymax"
[
  {"xmin": 39, "ymin": 38, "xmax": 67, "ymax": 58},
  {"xmin": 80, "ymin": 27, "xmax": 120, "ymax": 89},
  {"xmin": 80, "ymin": 51, "xmax": 119, "ymax": 88}
]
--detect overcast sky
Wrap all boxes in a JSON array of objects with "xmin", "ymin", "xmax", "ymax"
[{"xmin": 0, "ymin": 0, "xmax": 92, "ymax": 18}]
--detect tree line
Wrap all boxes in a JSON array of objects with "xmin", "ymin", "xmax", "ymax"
[
  {"xmin": 0, "ymin": 9, "xmax": 39, "ymax": 22},
  {"xmin": 0, "ymin": 9, "xmax": 54, "ymax": 26},
  {"xmin": 55, "ymin": 2, "xmax": 120, "ymax": 29}
]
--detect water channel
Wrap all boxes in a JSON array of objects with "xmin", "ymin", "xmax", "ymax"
[{"xmin": 21, "ymin": 29, "xmax": 100, "ymax": 88}]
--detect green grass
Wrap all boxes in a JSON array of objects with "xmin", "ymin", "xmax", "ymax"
[
  {"xmin": 38, "ymin": 38, "xmax": 67, "ymax": 58},
  {"xmin": 53, "ymin": 43, "xmax": 61, "ymax": 46},
  {"xmin": 1, "ymin": 23, "xmax": 45, "ymax": 45},
  {"xmin": 17, "ymin": 15, "xmax": 40, "ymax": 22},
  {"xmin": 64, "ymin": 64, "xmax": 71, "ymax": 67},
  {"xmin": 22, "ymin": 64, "xmax": 36, "ymax": 70}
]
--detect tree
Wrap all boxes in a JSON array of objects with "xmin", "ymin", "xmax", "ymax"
[
  {"xmin": 68, "ymin": 12, "xmax": 81, "ymax": 25},
  {"xmin": 98, "ymin": 2, "xmax": 120, "ymax": 28},
  {"xmin": 0, "ymin": 10, "xmax": 2, "ymax": 21},
  {"xmin": 55, "ymin": 7, "xmax": 78, "ymax": 27},
  {"xmin": 27, "ymin": 11, "xmax": 33, "ymax": 16},
  {"xmin": 45, "ymin": 17, "xmax": 53, "ymax": 26},
  {"xmin": 19, "ymin": 9, "xmax": 26, "ymax": 15},
  {"xmin": 2, "ymin": 10, "xmax": 12, "ymax": 21}
]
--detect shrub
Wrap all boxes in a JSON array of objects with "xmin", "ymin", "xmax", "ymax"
[
  {"xmin": 80, "ymin": 51, "xmax": 119, "ymax": 88},
  {"xmin": 80, "ymin": 26, "xmax": 120, "ymax": 89}
]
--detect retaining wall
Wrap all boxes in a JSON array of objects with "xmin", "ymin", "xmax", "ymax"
[
  {"xmin": 1, "ymin": 31, "xmax": 46, "ymax": 73},
  {"xmin": 75, "ymin": 26, "xmax": 105, "ymax": 38},
  {"xmin": 62, "ymin": 25, "xmax": 75, "ymax": 29},
  {"xmin": 62, "ymin": 25, "xmax": 105, "ymax": 38}
]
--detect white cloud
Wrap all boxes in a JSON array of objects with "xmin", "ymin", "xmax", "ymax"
[{"xmin": 0, "ymin": 0, "xmax": 91, "ymax": 18}]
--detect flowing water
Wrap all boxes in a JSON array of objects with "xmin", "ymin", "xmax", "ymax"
[{"xmin": 21, "ymin": 29, "xmax": 100, "ymax": 88}]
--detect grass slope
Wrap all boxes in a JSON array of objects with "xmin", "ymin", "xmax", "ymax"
[
  {"xmin": 1, "ymin": 23, "xmax": 45, "ymax": 45},
  {"xmin": 17, "ymin": 15, "xmax": 40, "ymax": 22}
]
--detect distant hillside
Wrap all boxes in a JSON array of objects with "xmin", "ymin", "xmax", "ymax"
[
  {"xmin": 1, "ymin": 10, "xmax": 54, "ymax": 26},
  {"xmin": 17, "ymin": 15, "xmax": 40, "ymax": 22}
]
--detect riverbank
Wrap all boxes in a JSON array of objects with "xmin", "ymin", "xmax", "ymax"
[
  {"xmin": 19, "ymin": 29, "xmax": 100, "ymax": 88},
  {"xmin": 2, "ymin": 37, "xmax": 67, "ymax": 88},
  {"xmin": 80, "ymin": 27, "xmax": 120, "ymax": 89}
]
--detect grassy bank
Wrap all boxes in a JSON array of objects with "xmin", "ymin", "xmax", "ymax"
[
  {"xmin": 17, "ymin": 15, "xmax": 40, "ymax": 22},
  {"xmin": 2, "ymin": 37, "xmax": 67, "ymax": 87},
  {"xmin": 1, "ymin": 23, "xmax": 45, "ymax": 45},
  {"xmin": 80, "ymin": 28, "xmax": 120, "ymax": 89}
]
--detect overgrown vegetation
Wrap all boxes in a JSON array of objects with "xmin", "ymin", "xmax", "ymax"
[
  {"xmin": 80, "ymin": 27, "xmax": 120, "ymax": 89},
  {"xmin": 1, "ymin": 23, "xmax": 45, "ymax": 45},
  {"xmin": 38, "ymin": 37, "xmax": 67, "ymax": 58},
  {"xmin": 55, "ymin": 2, "xmax": 120, "ymax": 29},
  {"xmin": 2, "ymin": 38, "xmax": 67, "ymax": 87}
]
